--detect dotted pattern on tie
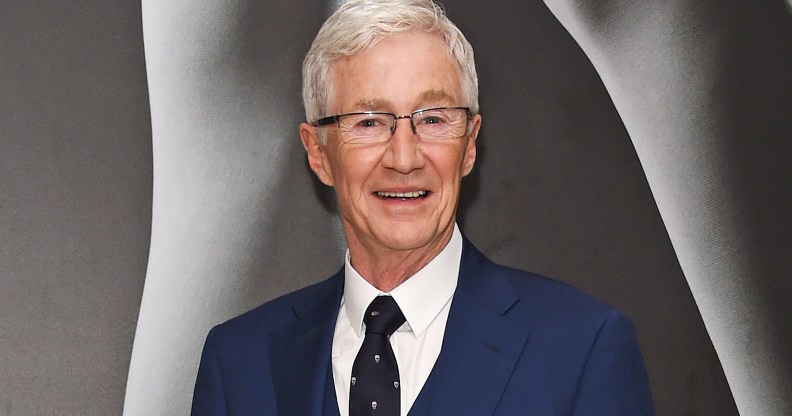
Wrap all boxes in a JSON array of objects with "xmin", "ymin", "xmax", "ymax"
[{"xmin": 349, "ymin": 296, "xmax": 406, "ymax": 416}]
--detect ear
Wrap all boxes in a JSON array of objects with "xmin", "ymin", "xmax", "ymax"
[
  {"xmin": 299, "ymin": 123, "xmax": 335, "ymax": 186},
  {"xmin": 461, "ymin": 113, "xmax": 481, "ymax": 177}
]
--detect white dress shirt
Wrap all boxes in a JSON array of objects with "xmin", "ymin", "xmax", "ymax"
[{"xmin": 332, "ymin": 224, "xmax": 463, "ymax": 416}]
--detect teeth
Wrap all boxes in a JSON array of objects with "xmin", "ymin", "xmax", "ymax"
[{"xmin": 377, "ymin": 190, "xmax": 427, "ymax": 198}]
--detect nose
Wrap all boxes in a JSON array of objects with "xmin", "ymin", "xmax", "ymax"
[
  {"xmin": 382, "ymin": 117, "xmax": 424, "ymax": 174},
  {"xmin": 390, "ymin": 114, "xmax": 417, "ymax": 136}
]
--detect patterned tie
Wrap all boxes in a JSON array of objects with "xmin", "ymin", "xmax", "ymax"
[{"xmin": 349, "ymin": 296, "xmax": 406, "ymax": 416}]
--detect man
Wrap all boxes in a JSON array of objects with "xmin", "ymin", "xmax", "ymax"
[{"xmin": 192, "ymin": 0, "xmax": 654, "ymax": 415}]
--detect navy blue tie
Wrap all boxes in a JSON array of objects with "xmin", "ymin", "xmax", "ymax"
[{"xmin": 349, "ymin": 296, "xmax": 406, "ymax": 416}]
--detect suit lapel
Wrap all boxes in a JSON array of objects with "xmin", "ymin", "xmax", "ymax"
[
  {"xmin": 269, "ymin": 271, "xmax": 343, "ymax": 416},
  {"xmin": 409, "ymin": 240, "xmax": 531, "ymax": 415}
]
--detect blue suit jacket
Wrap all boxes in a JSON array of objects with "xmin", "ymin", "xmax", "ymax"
[{"xmin": 192, "ymin": 239, "xmax": 654, "ymax": 415}]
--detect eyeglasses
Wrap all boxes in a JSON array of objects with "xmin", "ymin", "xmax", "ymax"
[{"xmin": 311, "ymin": 107, "xmax": 472, "ymax": 144}]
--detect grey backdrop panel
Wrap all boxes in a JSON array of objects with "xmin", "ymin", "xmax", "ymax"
[
  {"xmin": 6, "ymin": 0, "xmax": 781, "ymax": 415},
  {"xmin": 0, "ymin": 1, "xmax": 151, "ymax": 415}
]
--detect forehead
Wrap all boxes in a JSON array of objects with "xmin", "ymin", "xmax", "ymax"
[{"xmin": 328, "ymin": 32, "xmax": 462, "ymax": 112}]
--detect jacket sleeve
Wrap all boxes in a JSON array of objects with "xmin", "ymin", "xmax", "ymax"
[
  {"xmin": 572, "ymin": 310, "xmax": 655, "ymax": 415},
  {"xmin": 191, "ymin": 327, "xmax": 228, "ymax": 416}
]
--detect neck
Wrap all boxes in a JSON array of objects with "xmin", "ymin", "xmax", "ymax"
[{"xmin": 347, "ymin": 227, "xmax": 455, "ymax": 293}]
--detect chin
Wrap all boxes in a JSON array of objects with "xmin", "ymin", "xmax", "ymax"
[{"xmin": 374, "ymin": 224, "xmax": 442, "ymax": 252}]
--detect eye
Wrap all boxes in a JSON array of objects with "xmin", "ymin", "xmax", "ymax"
[
  {"xmin": 416, "ymin": 111, "xmax": 450, "ymax": 126},
  {"xmin": 346, "ymin": 113, "xmax": 392, "ymax": 130},
  {"xmin": 357, "ymin": 118, "xmax": 383, "ymax": 128}
]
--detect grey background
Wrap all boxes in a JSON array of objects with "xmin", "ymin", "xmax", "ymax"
[
  {"xmin": 543, "ymin": 0, "xmax": 791, "ymax": 414},
  {"xmin": 2, "ymin": 0, "xmax": 788, "ymax": 415},
  {"xmin": 0, "ymin": 1, "xmax": 150, "ymax": 415}
]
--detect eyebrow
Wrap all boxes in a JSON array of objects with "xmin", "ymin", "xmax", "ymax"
[
  {"xmin": 349, "ymin": 90, "xmax": 456, "ymax": 112},
  {"xmin": 420, "ymin": 89, "xmax": 455, "ymax": 104},
  {"xmin": 352, "ymin": 98, "xmax": 391, "ymax": 111}
]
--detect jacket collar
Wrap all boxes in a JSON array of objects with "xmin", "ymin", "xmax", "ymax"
[
  {"xmin": 407, "ymin": 239, "xmax": 531, "ymax": 415},
  {"xmin": 269, "ymin": 269, "xmax": 344, "ymax": 416}
]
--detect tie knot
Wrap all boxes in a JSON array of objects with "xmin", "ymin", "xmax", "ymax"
[{"xmin": 363, "ymin": 296, "xmax": 405, "ymax": 336}]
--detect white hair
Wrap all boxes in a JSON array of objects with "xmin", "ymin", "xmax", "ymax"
[{"xmin": 301, "ymin": 0, "xmax": 479, "ymax": 124}]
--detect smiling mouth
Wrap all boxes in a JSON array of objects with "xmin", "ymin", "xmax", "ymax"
[{"xmin": 375, "ymin": 190, "xmax": 429, "ymax": 200}]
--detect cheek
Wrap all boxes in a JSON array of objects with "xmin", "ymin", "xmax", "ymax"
[
  {"xmin": 332, "ymin": 149, "xmax": 381, "ymax": 194},
  {"xmin": 429, "ymin": 145, "xmax": 468, "ymax": 181}
]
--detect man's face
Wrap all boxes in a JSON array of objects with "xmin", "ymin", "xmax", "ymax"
[{"xmin": 301, "ymin": 32, "xmax": 480, "ymax": 258}]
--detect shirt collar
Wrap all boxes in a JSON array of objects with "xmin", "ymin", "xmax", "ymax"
[{"xmin": 343, "ymin": 224, "xmax": 462, "ymax": 338}]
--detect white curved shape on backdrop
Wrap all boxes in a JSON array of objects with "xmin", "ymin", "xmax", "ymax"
[
  {"xmin": 542, "ymin": 0, "xmax": 792, "ymax": 414},
  {"xmin": 124, "ymin": 1, "xmax": 341, "ymax": 414}
]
